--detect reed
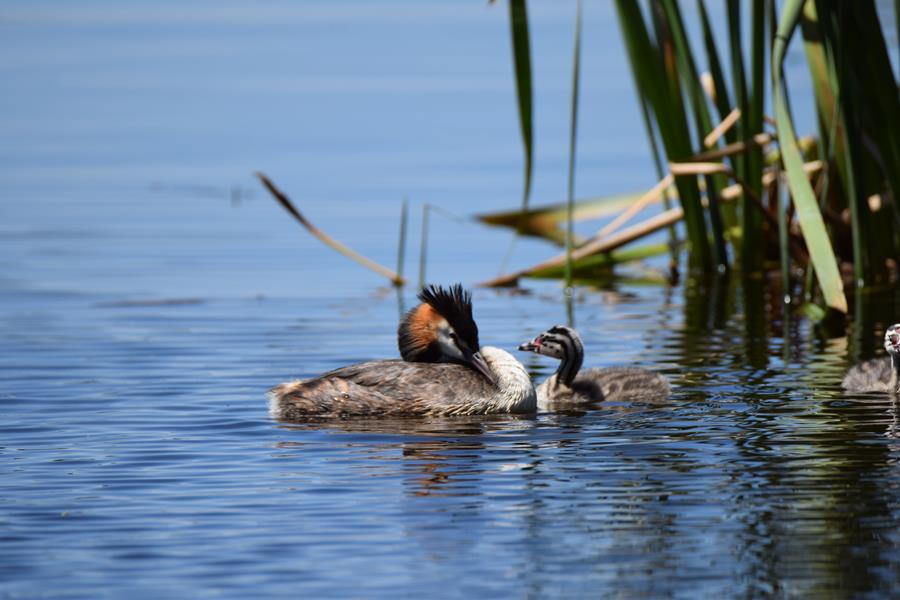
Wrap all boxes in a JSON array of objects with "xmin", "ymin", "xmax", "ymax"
[
  {"xmin": 418, "ymin": 203, "xmax": 429, "ymax": 290},
  {"xmin": 396, "ymin": 197, "xmax": 408, "ymax": 282},
  {"xmin": 256, "ymin": 173, "xmax": 405, "ymax": 286},
  {"xmin": 564, "ymin": 0, "xmax": 584, "ymax": 291},
  {"xmin": 508, "ymin": 0, "xmax": 534, "ymax": 214},
  {"xmin": 489, "ymin": 0, "xmax": 899, "ymax": 315}
]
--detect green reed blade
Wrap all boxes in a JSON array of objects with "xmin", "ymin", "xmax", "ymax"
[
  {"xmin": 418, "ymin": 203, "xmax": 429, "ymax": 290},
  {"xmin": 637, "ymin": 90, "xmax": 680, "ymax": 256},
  {"xmin": 851, "ymin": 0, "xmax": 900, "ymax": 229},
  {"xmin": 769, "ymin": 0, "xmax": 791, "ymax": 303},
  {"xmin": 623, "ymin": 6, "xmax": 677, "ymax": 255},
  {"xmin": 565, "ymin": 0, "xmax": 584, "ymax": 290},
  {"xmin": 658, "ymin": 0, "xmax": 728, "ymax": 270},
  {"xmin": 614, "ymin": 0, "xmax": 711, "ymax": 271},
  {"xmin": 726, "ymin": 1, "xmax": 754, "ymax": 273},
  {"xmin": 508, "ymin": 0, "xmax": 533, "ymax": 212},
  {"xmin": 817, "ymin": 1, "xmax": 866, "ymax": 285},
  {"xmin": 697, "ymin": 0, "xmax": 740, "ymax": 243},
  {"xmin": 743, "ymin": 0, "xmax": 765, "ymax": 274},
  {"xmin": 773, "ymin": 0, "xmax": 847, "ymax": 313},
  {"xmin": 697, "ymin": 1, "xmax": 734, "ymax": 129},
  {"xmin": 396, "ymin": 197, "xmax": 408, "ymax": 284}
]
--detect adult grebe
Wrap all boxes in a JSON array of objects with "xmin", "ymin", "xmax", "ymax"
[
  {"xmin": 518, "ymin": 325, "xmax": 670, "ymax": 409},
  {"xmin": 269, "ymin": 285, "xmax": 536, "ymax": 419},
  {"xmin": 842, "ymin": 323, "xmax": 900, "ymax": 393}
]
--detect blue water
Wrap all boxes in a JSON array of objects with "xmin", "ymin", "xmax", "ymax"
[{"xmin": 4, "ymin": 2, "xmax": 900, "ymax": 598}]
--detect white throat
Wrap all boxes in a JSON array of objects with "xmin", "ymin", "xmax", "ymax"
[{"xmin": 480, "ymin": 346, "xmax": 537, "ymax": 413}]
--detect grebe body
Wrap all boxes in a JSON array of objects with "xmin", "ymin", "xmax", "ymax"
[
  {"xmin": 270, "ymin": 346, "xmax": 535, "ymax": 418},
  {"xmin": 268, "ymin": 285, "xmax": 536, "ymax": 419}
]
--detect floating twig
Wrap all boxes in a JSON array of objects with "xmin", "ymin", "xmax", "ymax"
[{"xmin": 256, "ymin": 172, "xmax": 405, "ymax": 286}]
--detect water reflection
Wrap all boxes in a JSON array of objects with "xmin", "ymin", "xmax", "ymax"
[{"xmin": 273, "ymin": 414, "xmax": 536, "ymax": 438}]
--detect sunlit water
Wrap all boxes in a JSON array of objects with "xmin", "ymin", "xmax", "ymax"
[{"xmin": 4, "ymin": 2, "xmax": 900, "ymax": 598}]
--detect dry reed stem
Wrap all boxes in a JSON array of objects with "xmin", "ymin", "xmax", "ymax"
[
  {"xmin": 256, "ymin": 172, "xmax": 406, "ymax": 286},
  {"xmin": 692, "ymin": 133, "xmax": 772, "ymax": 162},
  {"xmin": 720, "ymin": 160, "xmax": 822, "ymax": 201},
  {"xmin": 593, "ymin": 174, "xmax": 674, "ymax": 240},
  {"xmin": 669, "ymin": 161, "xmax": 808, "ymax": 261},
  {"xmin": 704, "ymin": 107, "xmax": 741, "ymax": 148},
  {"xmin": 700, "ymin": 72, "xmax": 716, "ymax": 103}
]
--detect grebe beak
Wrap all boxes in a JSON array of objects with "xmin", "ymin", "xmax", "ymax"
[
  {"xmin": 464, "ymin": 348, "xmax": 497, "ymax": 385},
  {"xmin": 517, "ymin": 335, "xmax": 543, "ymax": 353}
]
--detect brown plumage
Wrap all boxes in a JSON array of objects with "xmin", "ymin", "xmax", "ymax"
[
  {"xmin": 270, "ymin": 350, "xmax": 535, "ymax": 419},
  {"xmin": 542, "ymin": 366, "xmax": 671, "ymax": 404}
]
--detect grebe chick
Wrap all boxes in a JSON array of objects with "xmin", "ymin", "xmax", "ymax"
[
  {"xmin": 518, "ymin": 325, "xmax": 670, "ymax": 409},
  {"xmin": 841, "ymin": 323, "xmax": 900, "ymax": 393},
  {"xmin": 269, "ymin": 285, "xmax": 536, "ymax": 419}
]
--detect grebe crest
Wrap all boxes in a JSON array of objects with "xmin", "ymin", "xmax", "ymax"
[{"xmin": 398, "ymin": 284, "xmax": 494, "ymax": 383}]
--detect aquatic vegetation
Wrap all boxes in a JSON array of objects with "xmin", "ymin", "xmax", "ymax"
[
  {"xmin": 485, "ymin": 0, "xmax": 899, "ymax": 317},
  {"xmin": 255, "ymin": 1, "xmax": 898, "ymax": 321}
]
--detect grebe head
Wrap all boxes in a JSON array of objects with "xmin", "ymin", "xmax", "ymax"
[
  {"xmin": 519, "ymin": 325, "xmax": 584, "ymax": 388},
  {"xmin": 398, "ymin": 284, "xmax": 495, "ymax": 383},
  {"xmin": 884, "ymin": 324, "xmax": 900, "ymax": 356},
  {"xmin": 518, "ymin": 325, "xmax": 580, "ymax": 360}
]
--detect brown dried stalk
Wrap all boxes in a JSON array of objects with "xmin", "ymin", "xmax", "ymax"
[{"xmin": 256, "ymin": 172, "xmax": 405, "ymax": 286}]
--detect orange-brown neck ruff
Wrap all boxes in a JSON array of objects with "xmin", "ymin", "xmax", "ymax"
[
  {"xmin": 418, "ymin": 284, "xmax": 480, "ymax": 352},
  {"xmin": 398, "ymin": 303, "xmax": 443, "ymax": 362}
]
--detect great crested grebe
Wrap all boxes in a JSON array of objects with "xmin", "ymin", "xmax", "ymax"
[
  {"xmin": 268, "ymin": 284, "xmax": 536, "ymax": 419},
  {"xmin": 518, "ymin": 325, "xmax": 670, "ymax": 409},
  {"xmin": 842, "ymin": 323, "xmax": 900, "ymax": 393}
]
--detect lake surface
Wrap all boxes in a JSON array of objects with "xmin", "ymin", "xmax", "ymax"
[{"xmin": 3, "ymin": 2, "xmax": 900, "ymax": 598}]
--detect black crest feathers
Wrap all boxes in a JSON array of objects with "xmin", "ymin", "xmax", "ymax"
[
  {"xmin": 398, "ymin": 284, "xmax": 481, "ymax": 362},
  {"xmin": 419, "ymin": 284, "xmax": 480, "ymax": 350}
]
